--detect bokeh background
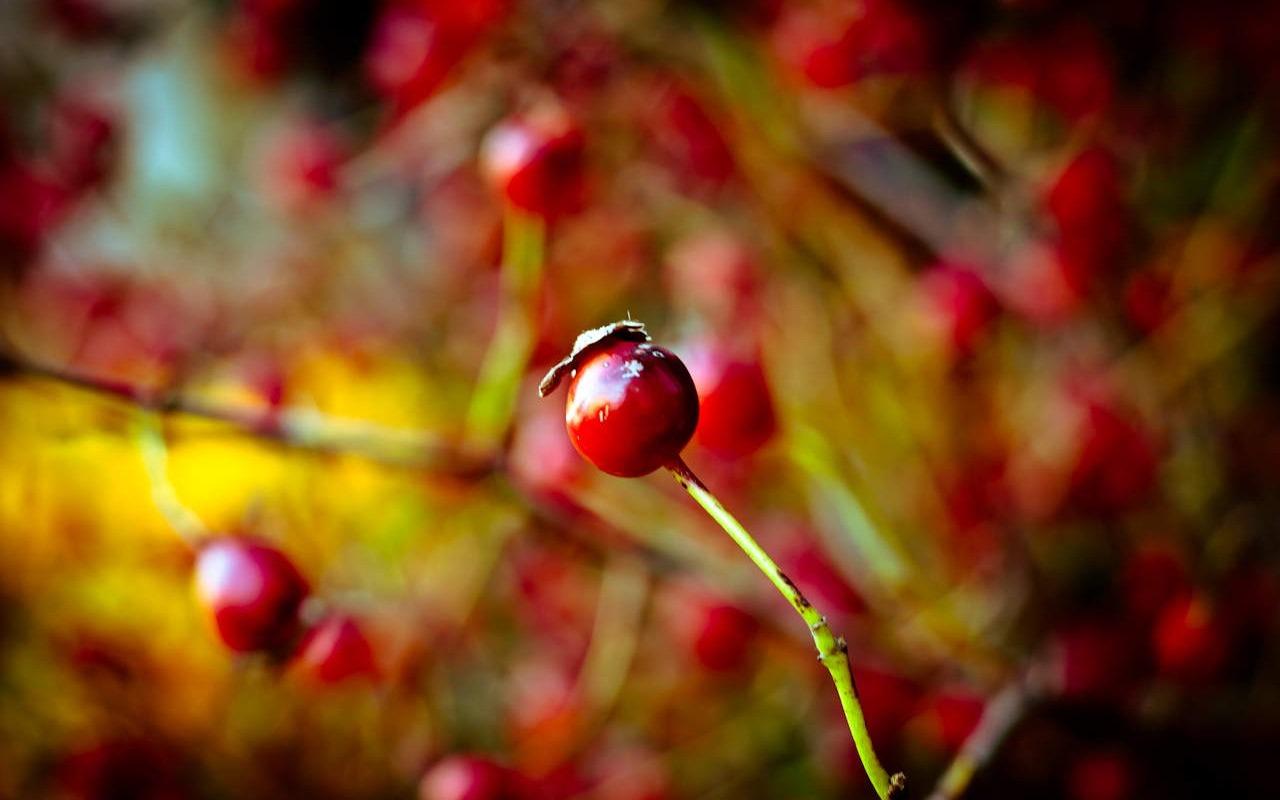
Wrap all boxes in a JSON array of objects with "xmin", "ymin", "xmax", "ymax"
[{"xmin": 1, "ymin": 0, "xmax": 1279, "ymax": 798}]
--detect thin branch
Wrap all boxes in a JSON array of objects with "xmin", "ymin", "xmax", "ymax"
[
  {"xmin": 0, "ymin": 351, "xmax": 495, "ymax": 477},
  {"xmin": 926, "ymin": 667, "xmax": 1048, "ymax": 800},
  {"xmin": 667, "ymin": 456, "xmax": 907, "ymax": 800}
]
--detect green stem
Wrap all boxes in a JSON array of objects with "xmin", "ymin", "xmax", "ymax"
[
  {"xmin": 666, "ymin": 457, "xmax": 906, "ymax": 800},
  {"xmin": 137, "ymin": 415, "xmax": 206, "ymax": 545},
  {"xmin": 465, "ymin": 206, "xmax": 546, "ymax": 450}
]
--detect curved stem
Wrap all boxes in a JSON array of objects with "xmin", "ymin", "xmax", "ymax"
[
  {"xmin": 464, "ymin": 205, "xmax": 546, "ymax": 450},
  {"xmin": 666, "ymin": 457, "xmax": 906, "ymax": 799},
  {"xmin": 926, "ymin": 668, "xmax": 1043, "ymax": 800},
  {"xmin": 137, "ymin": 415, "xmax": 206, "ymax": 546}
]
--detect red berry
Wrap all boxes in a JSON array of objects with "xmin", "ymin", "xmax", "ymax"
[
  {"xmin": 54, "ymin": 738, "xmax": 186, "ymax": 800},
  {"xmin": 258, "ymin": 120, "xmax": 347, "ymax": 213},
  {"xmin": 480, "ymin": 108, "xmax": 586, "ymax": 219},
  {"xmin": 688, "ymin": 599, "xmax": 759, "ymax": 673},
  {"xmin": 915, "ymin": 263, "xmax": 999, "ymax": 358},
  {"xmin": 663, "ymin": 230, "xmax": 760, "ymax": 324},
  {"xmin": 1065, "ymin": 397, "xmax": 1158, "ymax": 515},
  {"xmin": 683, "ymin": 339, "xmax": 776, "ymax": 459},
  {"xmin": 1040, "ymin": 25, "xmax": 1114, "ymax": 123},
  {"xmin": 419, "ymin": 755, "xmax": 515, "ymax": 800},
  {"xmin": 193, "ymin": 537, "xmax": 309, "ymax": 654},
  {"xmin": 1052, "ymin": 618, "xmax": 1142, "ymax": 702},
  {"xmin": 1120, "ymin": 543, "xmax": 1190, "ymax": 623},
  {"xmin": 914, "ymin": 689, "xmax": 985, "ymax": 754},
  {"xmin": 292, "ymin": 614, "xmax": 379, "ymax": 684},
  {"xmin": 549, "ymin": 328, "xmax": 699, "ymax": 477},
  {"xmin": 364, "ymin": 4, "xmax": 472, "ymax": 115},
  {"xmin": 1045, "ymin": 147, "xmax": 1128, "ymax": 283},
  {"xmin": 1069, "ymin": 750, "xmax": 1135, "ymax": 800},
  {"xmin": 650, "ymin": 85, "xmax": 736, "ymax": 190},
  {"xmin": 1152, "ymin": 593, "xmax": 1229, "ymax": 683},
  {"xmin": 564, "ymin": 340, "xmax": 698, "ymax": 476}
]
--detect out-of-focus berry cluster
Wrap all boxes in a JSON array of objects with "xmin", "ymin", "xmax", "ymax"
[{"xmin": 0, "ymin": 0, "xmax": 1278, "ymax": 798}]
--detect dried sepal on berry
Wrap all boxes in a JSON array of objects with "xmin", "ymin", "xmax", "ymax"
[{"xmin": 537, "ymin": 319, "xmax": 649, "ymax": 397}]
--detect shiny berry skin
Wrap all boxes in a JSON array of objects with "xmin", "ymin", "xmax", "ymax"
[
  {"xmin": 683, "ymin": 339, "xmax": 776, "ymax": 459},
  {"xmin": 292, "ymin": 614, "xmax": 379, "ymax": 684},
  {"xmin": 480, "ymin": 109, "xmax": 586, "ymax": 218},
  {"xmin": 193, "ymin": 537, "xmax": 309, "ymax": 654},
  {"xmin": 419, "ymin": 755, "xmax": 515, "ymax": 800},
  {"xmin": 564, "ymin": 340, "xmax": 699, "ymax": 477}
]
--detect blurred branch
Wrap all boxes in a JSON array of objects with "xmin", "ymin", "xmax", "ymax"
[
  {"xmin": 578, "ymin": 553, "xmax": 650, "ymax": 721},
  {"xmin": 0, "ymin": 351, "xmax": 496, "ymax": 477},
  {"xmin": 465, "ymin": 206, "xmax": 546, "ymax": 450},
  {"xmin": 925, "ymin": 665, "xmax": 1049, "ymax": 800},
  {"xmin": 930, "ymin": 85, "xmax": 1007, "ymax": 196}
]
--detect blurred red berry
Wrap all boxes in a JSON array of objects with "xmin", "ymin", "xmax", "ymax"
[
  {"xmin": 1120, "ymin": 542, "xmax": 1190, "ymax": 623},
  {"xmin": 258, "ymin": 121, "xmax": 347, "ymax": 213},
  {"xmin": 54, "ymin": 738, "xmax": 187, "ymax": 800},
  {"xmin": 772, "ymin": 8, "xmax": 860, "ymax": 89},
  {"xmin": 688, "ymin": 599, "xmax": 759, "ymax": 673},
  {"xmin": 1053, "ymin": 618, "xmax": 1143, "ymax": 701},
  {"xmin": 1064, "ymin": 397, "xmax": 1158, "ymax": 516},
  {"xmin": 1123, "ymin": 271, "xmax": 1176, "ymax": 334},
  {"xmin": 773, "ymin": 1, "xmax": 932, "ymax": 88},
  {"xmin": 0, "ymin": 161, "xmax": 71, "ymax": 257},
  {"xmin": 48, "ymin": 95, "xmax": 118, "ymax": 193},
  {"xmin": 365, "ymin": 3, "xmax": 486, "ymax": 115},
  {"xmin": 773, "ymin": 535, "xmax": 866, "ymax": 618},
  {"xmin": 1001, "ymin": 239, "xmax": 1088, "ymax": 325},
  {"xmin": 558, "ymin": 337, "xmax": 699, "ymax": 477},
  {"xmin": 916, "ymin": 262, "xmax": 999, "ymax": 358},
  {"xmin": 650, "ymin": 86, "xmax": 736, "ymax": 190},
  {"xmin": 510, "ymin": 400, "xmax": 588, "ymax": 498},
  {"xmin": 682, "ymin": 338, "xmax": 776, "ymax": 459},
  {"xmin": 1069, "ymin": 750, "xmax": 1136, "ymax": 800},
  {"xmin": 914, "ymin": 689, "xmax": 985, "ymax": 754},
  {"xmin": 1153, "ymin": 593, "xmax": 1229, "ymax": 683},
  {"xmin": 1046, "ymin": 148, "xmax": 1126, "ymax": 248},
  {"xmin": 664, "ymin": 230, "xmax": 760, "ymax": 324},
  {"xmin": 419, "ymin": 755, "xmax": 515, "ymax": 800},
  {"xmin": 854, "ymin": 665, "xmax": 923, "ymax": 744},
  {"xmin": 1040, "ymin": 25, "xmax": 1114, "ymax": 122},
  {"xmin": 194, "ymin": 537, "xmax": 310, "ymax": 654},
  {"xmin": 481, "ymin": 108, "xmax": 587, "ymax": 219},
  {"xmin": 293, "ymin": 614, "xmax": 379, "ymax": 684}
]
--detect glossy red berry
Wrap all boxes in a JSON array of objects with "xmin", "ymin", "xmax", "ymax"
[
  {"xmin": 562, "ymin": 339, "xmax": 698, "ymax": 477},
  {"xmin": 419, "ymin": 755, "xmax": 515, "ymax": 800},
  {"xmin": 682, "ymin": 339, "xmax": 776, "ymax": 459},
  {"xmin": 292, "ymin": 614, "xmax": 379, "ymax": 684},
  {"xmin": 480, "ymin": 108, "xmax": 586, "ymax": 219},
  {"xmin": 194, "ymin": 537, "xmax": 309, "ymax": 654}
]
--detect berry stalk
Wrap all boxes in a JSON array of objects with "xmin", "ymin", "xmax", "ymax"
[
  {"xmin": 465, "ymin": 205, "xmax": 546, "ymax": 449},
  {"xmin": 666, "ymin": 456, "xmax": 906, "ymax": 800},
  {"xmin": 137, "ymin": 415, "xmax": 206, "ymax": 545}
]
